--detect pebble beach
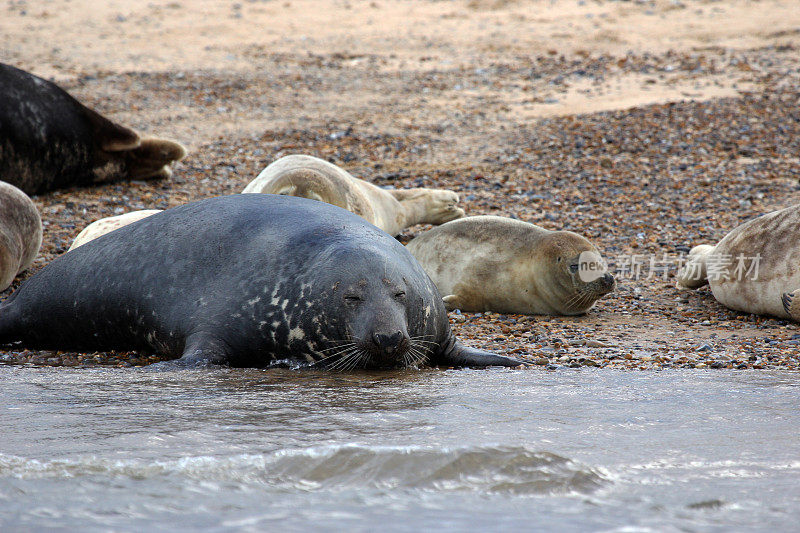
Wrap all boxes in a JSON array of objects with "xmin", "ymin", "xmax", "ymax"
[{"xmin": 2, "ymin": 0, "xmax": 800, "ymax": 370}]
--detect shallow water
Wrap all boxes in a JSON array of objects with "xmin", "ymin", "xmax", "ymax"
[{"xmin": 0, "ymin": 366, "xmax": 798, "ymax": 532}]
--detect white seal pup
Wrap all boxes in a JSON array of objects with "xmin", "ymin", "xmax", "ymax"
[
  {"xmin": 0, "ymin": 63, "xmax": 187, "ymax": 195},
  {"xmin": 242, "ymin": 154, "xmax": 465, "ymax": 236},
  {"xmin": 677, "ymin": 204, "xmax": 800, "ymax": 319},
  {"xmin": 406, "ymin": 215, "xmax": 615, "ymax": 315},
  {"xmin": 0, "ymin": 181, "xmax": 42, "ymax": 291},
  {"xmin": 68, "ymin": 210, "xmax": 162, "ymax": 251}
]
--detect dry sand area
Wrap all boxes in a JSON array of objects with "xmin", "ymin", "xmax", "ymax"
[{"xmin": 2, "ymin": 0, "xmax": 800, "ymax": 369}]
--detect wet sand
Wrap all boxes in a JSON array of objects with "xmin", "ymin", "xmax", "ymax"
[{"xmin": 2, "ymin": 0, "xmax": 800, "ymax": 369}]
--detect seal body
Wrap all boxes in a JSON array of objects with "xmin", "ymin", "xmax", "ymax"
[
  {"xmin": 0, "ymin": 63, "xmax": 187, "ymax": 195},
  {"xmin": 0, "ymin": 194, "xmax": 520, "ymax": 369},
  {"xmin": 68, "ymin": 210, "xmax": 162, "ymax": 251},
  {"xmin": 677, "ymin": 204, "xmax": 800, "ymax": 319},
  {"xmin": 406, "ymin": 216, "xmax": 615, "ymax": 315},
  {"xmin": 242, "ymin": 154, "xmax": 465, "ymax": 236},
  {"xmin": 0, "ymin": 181, "xmax": 42, "ymax": 291}
]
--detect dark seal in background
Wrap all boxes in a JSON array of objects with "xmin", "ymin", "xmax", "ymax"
[{"xmin": 0, "ymin": 63, "xmax": 186, "ymax": 195}]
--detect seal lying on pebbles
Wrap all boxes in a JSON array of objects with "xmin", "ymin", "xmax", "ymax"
[
  {"xmin": 242, "ymin": 154, "xmax": 465, "ymax": 236},
  {"xmin": 0, "ymin": 63, "xmax": 187, "ymax": 195},
  {"xmin": 0, "ymin": 194, "xmax": 521, "ymax": 369},
  {"xmin": 677, "ymin": 204, "xmax": 800, "ymax": 320},
  {"xmin": 68, "ymin": 210, "xmax": 162, "ymax": 251},
  {"xmin": 0, "ymin": 182, "xmax": 42, "ymax": 291},
  {"xmin": 406, "ymin": 215, "xmax": 615, "ymax": 315}
]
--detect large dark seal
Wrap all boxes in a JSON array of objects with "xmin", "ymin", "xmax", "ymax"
[
  {"xmin": 0, "ymin": 194, "xmax": 521, "ymax": 369},
  {"xmin": 0, "ymin": 63, "xmax": 186, "ymax": 195}
]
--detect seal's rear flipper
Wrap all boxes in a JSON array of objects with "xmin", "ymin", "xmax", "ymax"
[
  {"xmin": 123, "ymin": 137, "xmax": 188, "ymax": 180},
  {"xmin": 80, "ymin": 102, "xmax": 187, "ymax": 181},
  {"xmin": 437, "ymin": 339, "xmax": 523, "ymax": 368}
]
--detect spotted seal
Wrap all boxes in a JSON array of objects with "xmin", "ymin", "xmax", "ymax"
[
  {"xmin": 677, "ymin": 204, "xmax": 800, "ymax": 320},
  {"xmin": 0, "ymin": 63, "xmax": 187, "ymax": 195},
  {"xmin": 0, "ymin": 181, "xmax": 42, "ymax": 291},
  {"xmin": 242, "ymin": 154, "xmax": 465, "ymax": 236},
  {"xmin": 406, "ymin": 215, "xmax": 615, "ymax": 315},
  {"xmin": 0, "ymin": 194, "xmax": 522, "ymax": 369}
]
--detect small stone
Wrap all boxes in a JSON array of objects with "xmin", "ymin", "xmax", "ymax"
[{"xmin": 586, "ymin": 339, "xmax": 610, "ymax": 348}]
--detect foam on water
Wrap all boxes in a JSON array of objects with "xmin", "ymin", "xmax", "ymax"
[{"xmin": 0, "ymin": 445, "xmax": 608, "ymax": 495}]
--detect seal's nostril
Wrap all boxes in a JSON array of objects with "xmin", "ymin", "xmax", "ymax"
[
  {"xmin": 389, "ymin": 331, "xmax": 404, "ymax": 345},
  {"xmin": 373, "ymin": 333, "xmax": 386, "ymax": 348},
  {"xmin": 373, "ymin": 331, "xmax": 405, "ymax": 353}
]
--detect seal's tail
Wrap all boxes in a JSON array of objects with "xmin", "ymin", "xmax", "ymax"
[
  {"xmin": 676, "ymin": 244, "xmax": 714, "ymax": 289},
  {"xmin": 782, "ymin": 290, "xmax": 800, "ymax": 321}
]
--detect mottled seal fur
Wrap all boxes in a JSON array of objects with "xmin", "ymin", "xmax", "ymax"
[
  {"xmin": 406, "ymin": 216, "xmax": 615, "ymax": 315},
  {"xmin": 0, "ymin": 194, "xmax": 521, "ymax": 369},
  {"xmin": 0, "ymin": 63, "xmax": 187, "ymax": 195},
  {"xmin": 69, "ymin": 210, "xmax": 162, "ymax": 251},
  {"xmin": 0, "ymin": 182, "xmax": 42, "ymax": 291},
  {"xmin": 677, "ymin": 204, "xmax": 800, "ymax": 320},
  {"xmin": 242, "ymin": 154, "xmax": 465, "ymax": 236}
]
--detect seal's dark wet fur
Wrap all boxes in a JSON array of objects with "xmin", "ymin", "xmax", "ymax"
[
  {"xmin": 0, "ymin": 194, "xmax": 520, "ymax": 369},
  {"xmin": 0, "ymin": 63, "xmax": 185, "ymax": 195}
]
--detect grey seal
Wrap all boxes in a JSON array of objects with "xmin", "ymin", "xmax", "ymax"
[
  {"xmin": 0, "ymin": 181, "xmax": 42, "ymax": 291},
  {"xmin": 0, "ymin": 194, "xmax": 522, "ymax": 369},
  {"xmin": 0, "ymin": 63, "xmax": 186, "ymax": 195},
  {"xmin": 677, "ymin": 204, "xmax": 800, "ymax": 319},
  {"xmin": 406, "ymin": 215, "xmax": 615, "ymax": 315},
  {"xmin": 243, "ymin": 154, "xmax": 465, "ymax": 236}
]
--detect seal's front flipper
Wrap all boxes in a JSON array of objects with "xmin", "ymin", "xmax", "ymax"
[
  {"xmin": 147, "ymin": 333, "xmax": 231, "ymax": 370},
  {"xmin": 442, "ymin": 294, "xmax": 462, "ymax": 310},
  {"xmin": 438, "ymin": 339, "xmax": 523, "ymax": 368},
  {"xmin": 783, "ymin": 290, "xmax": 800, "ymax": 321}
]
